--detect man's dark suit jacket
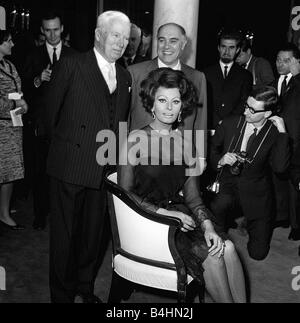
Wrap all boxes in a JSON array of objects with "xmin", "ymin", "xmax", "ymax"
[
  {"xmin": 117, "ymin": 54, "xmax": 146, "ymax": 69},
  {"xmin": 23, "ymin": 44, "xmax": 76, "ymax": 128},
  {"xmin": 204, "ymin": 63, "xmax": 253, "ymax": 129},
  {"xmin": 247, "ymin": 56, "xmax": 275, "ymax": 90},
  {"xmin": 275, "ymin": 74, "xmax": 300, "ymax": 154},
  {"xmin": 44, "ymin": 50, "xmax": 131, "ymax": 189},
  {"xmin": 210, "ymin": 115, "xmax": 290, "ymax": 220}
]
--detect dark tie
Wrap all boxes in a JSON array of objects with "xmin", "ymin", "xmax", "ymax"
[
  {"xmin": 280, "ymin": 75, "xmax": 288, "ymax": 97},
  {"xmin": 127, "ymin": 57, "xmax": 133, "ymax": 66},
  {"xmin": 52, "ymin": 47, "xmax": 57, "ymax": 66},
  {"xmin": 0, "ymin": 60, "xmax": 5, "ymax": 69},
  {"xmin": 224, "ymin": 65, "xmax": 228, "ymax": 78},
  {"xmin": 241, "ymin": 63, "xmax": 247, "ymax": 69},
  {"xmin": 246, "ymin": 128, "xmax": 257, "ymax": 152}
]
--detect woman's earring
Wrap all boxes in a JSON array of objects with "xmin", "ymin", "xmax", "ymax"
[
  {"xmin": 178, "ymin": 111, "xmax": 182, "ymax": 123},
  {"xmin": 152, "ymin": 110, "xmax": 156, "ymax": 120}
]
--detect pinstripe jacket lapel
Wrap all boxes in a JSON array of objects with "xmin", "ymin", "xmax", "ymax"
[{"xmin": 79, "ymin": 50, "xmax": 110, "ymax": 127}]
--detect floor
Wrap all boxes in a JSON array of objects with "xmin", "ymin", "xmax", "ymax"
[{"xmin": 0, "ymin": 197, "xmax": 300, "ymax": 303}]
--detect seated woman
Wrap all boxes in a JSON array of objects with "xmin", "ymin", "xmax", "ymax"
[{"xmin": 118, "ymin": 68, "xmax": 246, "ymax": 303}]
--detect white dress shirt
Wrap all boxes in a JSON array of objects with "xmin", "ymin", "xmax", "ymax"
[
  {"xmin": 278, "ymin": 73, "xmax": 292, "ymax": 95},
  {"xmin": 93, "ymin": 48, "xmax": 117, "ymax": 93},
  {"xmin": 158, "ymin": 58, "xmax": 181, "ymax": 71},
  {"xmin": 46, "ymin": 41, "xmax": 62, "ymax": 64},
  {"xmin": 219, "ymin": 61, "xmax": 234, "ymax": 78},
  {"xmin": 240, "ymin": 121, "xmax": 266, "ymax": 152}
]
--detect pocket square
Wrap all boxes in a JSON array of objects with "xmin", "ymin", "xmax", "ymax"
[{"xmin": 128, "ymin": 86, "xmax": 131, "ymax": 92}]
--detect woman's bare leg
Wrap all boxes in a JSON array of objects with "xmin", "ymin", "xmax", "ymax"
[
  {"xmin": 0, "ymin": 182, "xmax": 16, "ymax": 226},
  {"xmin": 223, "ymin": 240, "xmax": 246, "ymax": 303},
  {"xmin": 202, "ymin": 253, "xmax": 234, "ymax": 303}
]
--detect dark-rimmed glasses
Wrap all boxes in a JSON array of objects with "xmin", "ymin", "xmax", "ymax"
[{"xmin": 244, "ymin": 103, "xmax": 267, "ymax": 114}]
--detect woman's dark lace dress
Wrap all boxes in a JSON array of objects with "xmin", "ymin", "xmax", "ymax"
[{"xmin": 118, "ymin": 125, "xmax": 226, "ymax": 283}]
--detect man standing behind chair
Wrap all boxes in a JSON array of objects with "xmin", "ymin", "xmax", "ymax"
[
  {"xmin": 128, "ymin": 23, "xmax": 207, "ymax": 171},
  {"xmin": 204, "ymin": 30, "xmax": 253, "ymax": 129},
  {"xmin": 44, "ymin": 11, "xmax": 131, "ymax": 303},
  {"xmin": 23, "ymin": 11, "xmax": 76, "ymax": 230},
  {"xmin": 236, "ymin": 38, "xmax": 275, "ymax": 90}
]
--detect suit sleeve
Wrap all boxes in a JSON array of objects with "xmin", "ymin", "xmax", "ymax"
[
  {"xmin": 232, "ymin": 71, "xmax": 253, "ymax": 116},
  {"xmin": 194, "ymin": 73, "xmax": 207, "ymax": 160},
  {"xmin": 290, "ymin": 144, "xmax": 300, "ymax": 189},
  {"xmin": 210, "ymin": 121, "xmax": 226, "ymax": 170},
  {"xmin": 269, "ymin": 132, "xmax": 290, "ymax": 174},
  {"xmin": 257, "ymin": 58, "xmax": 275, "ymax": 86},
  {"xmin": 43, "ymin": 57, "xmax": 72, "ymax": 138}
]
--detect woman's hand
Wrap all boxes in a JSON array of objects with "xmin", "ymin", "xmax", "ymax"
[
  {"xmin": 204, "ymin": 226, "xmax": 225, "ymax": 257},
  {"xmin": 14, "ymin": 99, "xmax": 29, "ymax": 115},
  {"xmin": 157, "ymin": 208, "xmax": 196, "ymax": 232}
]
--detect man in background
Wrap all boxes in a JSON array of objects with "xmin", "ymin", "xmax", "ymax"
[
  {"xmin": 236, "ymin": 38, "xmax": 275, "ymax": 90},
  {"xmin": 23, "ymin": 10, "xmax": 76, "ymax": 231},
  {"xmin": 204, "ymin": 30, "xmax": 253, "ymax": 129},
  {"xmin": 118, "ymin": 23, "xmax": 144, "ymax": 68}
]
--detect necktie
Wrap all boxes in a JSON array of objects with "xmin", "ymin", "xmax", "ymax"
[
  {"xmin": 280, "ymin": 75, "xmax": 288, "ymax": 97},
  {"xmin": 0, "ymin": 60, "xmax": 5, "ymax": 69},
  {"xmin": 246, "ymin": 128, "xmax": 257, "ymax": 152},
  {"xmin": 104, "ymin": 64, "xmax": 117, "ymax": 94},
  {"xmin": 52, "ymin": 47, "xmax": 57, "ymax": 66},
  {"xmin": 224, "ymin": 65, "xmax": 228, "ymax": 78},
  {"xmin": 241, "ymin": 63, "xmax": 247, "ymax": 69}
]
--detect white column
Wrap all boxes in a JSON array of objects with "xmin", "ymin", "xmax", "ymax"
[
  {"xmin": 97, "ymin": 0, "xmax": 104, "ymax": 16},
  {"xmin": 0, "ymin": 6, "xmax": 6, "ymax": 30},
  {"xmin": 152, "ymin": 0, "xmax": 199, "ymax": 68}
]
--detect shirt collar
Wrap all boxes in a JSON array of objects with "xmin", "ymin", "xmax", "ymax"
[
  {"xmin": 46, "ymin": 41, "xmax": 62, "ymax": 51},
  {"xmin": 245, "ymin": 55, "xmax": 253, "ymax": 69},
  {"xmin": 246, "ymin": 119, "xmax": 267, "ymax": 134},
  {"xmin": 280, "ymin": 73, "xmax": 293, "ymax": 84},
  {"xmin": 93, "ymin": 47, "xmax": 116, "ymax": 70},
  {"xmin": 158, "ymin": 58, "xmax": 181, "ymax": 70},
  {"xmin": 219, "ymin": 60, "xmax": 234, "ymax": 70}
]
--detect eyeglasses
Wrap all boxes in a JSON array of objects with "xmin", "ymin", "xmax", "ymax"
[{"xmin": 244, "ymin": 103, "xmax": 267, "ymax": 114}]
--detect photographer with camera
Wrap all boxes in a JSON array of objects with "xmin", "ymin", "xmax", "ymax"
[{"xmin": 209, "ymin": 86, "xmax": 290, "ymax": 261}]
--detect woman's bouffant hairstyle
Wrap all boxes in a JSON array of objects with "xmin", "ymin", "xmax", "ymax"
[
  {"xmin": 0, "ymin": 30, "xmax": 12, "ymax": 46},
  {"xmin": 139, "ymin": 68, "xmax": 199, "ymax": 122},
  {"xmin": 250, "ymin": 86, "xmax": 279, "ymax": 114}
]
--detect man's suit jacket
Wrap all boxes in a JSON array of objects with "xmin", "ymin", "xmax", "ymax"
[
  {"xmin": 204, "ymin": 63, "xmax": 253, "ymax": 129},
  {"xmin": 274, "ymin": 74, "xmax": 300, "ymax": 154},
  {"xmin": 210, "ymin": 115, "xmax": 290, "ymax": 220},
  {"xmin": 247, "ymin": 56, "xmax": 275, "ymax": 90},
  {"xmin": 23, "ymin": 44, "xmax": 76, "ymax": 123},
  {"xmin": 128, "ymin": 58, "xmax": 206, "ymax": 139},
  {"xmin": 44, "ymin": 50, "xmax": 131, "ymax": 189},
  {"xmin": 117, "ymin": 54, "xmax": 146, "ymax": 69}
]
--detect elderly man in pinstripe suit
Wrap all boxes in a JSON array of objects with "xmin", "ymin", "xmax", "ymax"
[{"xmin": 44, "ymin": 11, "xmax": 131, "ymax": 303}]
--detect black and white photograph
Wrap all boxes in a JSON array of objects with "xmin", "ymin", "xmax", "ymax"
[{"xmin": 0, "ymin": 0, "xmax": 300, "ymax": 308}]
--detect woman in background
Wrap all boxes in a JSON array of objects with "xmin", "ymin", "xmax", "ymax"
[{"xmin": 0, "ymin": 30, "xmax": 28, "ymax": 230}]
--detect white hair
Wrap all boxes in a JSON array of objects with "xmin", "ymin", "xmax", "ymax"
[
  {"xmin": 131, "ymin": 23, "xmax": 142, "ymax": 38},
  {"xmin": 96, "ymin": 11, "xmax": 130, "ymax": 30}
]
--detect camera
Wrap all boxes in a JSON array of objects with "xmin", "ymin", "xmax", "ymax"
[
  {"xmin": 230, "ymin": 151, "xmax": 248, "ymax": 176},
  {"xmin": 206, "ymin": 181, "xmax": 220, "ymax": 194}
]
